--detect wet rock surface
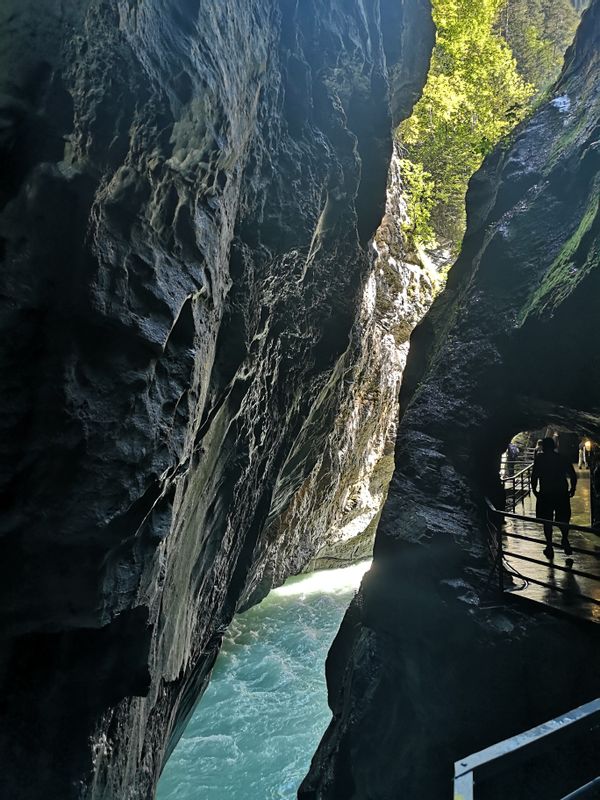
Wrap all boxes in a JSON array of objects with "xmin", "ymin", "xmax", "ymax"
[
  {"xmin": 285, "ymin": 142, "xmax": 439, "ymax": 578},
  {"xmin": 303, "ymin": 3, "xmax": 600, "ymax": 798},
  {"xmin": 0, "ymin": 1, "xmax": 433, "ymax": 798}
]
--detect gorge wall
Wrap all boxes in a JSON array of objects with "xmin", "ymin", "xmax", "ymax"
[
  {"xmin": 303, "ymin": 2, "xmax": 600, "ymax": 798},
  {"xmin": 293, "ymin": 142, "xmax": 439, "ymax": 576},
  {"xmin": 0, "ymin": 1, "xmax": 434, "ymax": 798}
]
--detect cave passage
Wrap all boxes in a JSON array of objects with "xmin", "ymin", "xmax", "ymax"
[
  {"xmin": 500, "ymin": 428, "xmax": 595, "ymax": 526},
  {"xmin": 497, "ymin": 429, "xmax": 600, "ymax": 623},
  {"xmin": 157, "ymin": 561, "xmax": 371, "ymax": 800}
]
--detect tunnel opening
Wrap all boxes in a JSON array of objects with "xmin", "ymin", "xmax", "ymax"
[
  {"xmin": 498, "ymin": 428, "xmax": 595, "ymax": 520},
  {"xmin": 482, "ymin": 423, "xmax": 600, "ymax": 626}
]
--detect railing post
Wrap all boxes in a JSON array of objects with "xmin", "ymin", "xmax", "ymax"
[
  {"xmin": 520, "ymin": 471, "xmax": 524, "ymax": 502},
  {"xmin": 454, "ymin": 771, "xmax": 474, "ymax": 800},
  {"xmin": 590, "ymin": 467, "xmax": 595, "ymax": 529},
  {"xmin": 498, "ymin": 517, "xmax": 504, "ymax": 593},
  {"xmin": 454, "ymin": 697, "xmax": 600, "ymax": 800},
  {"xmin": 512, "ymin": 476, "xmax": 516, "ymax": 511}
]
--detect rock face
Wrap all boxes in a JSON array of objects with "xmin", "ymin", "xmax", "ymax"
[
  {"xmin": 285, "ymin": 142, "xmax": 439, "ymax": 576},
  {"xmin": 303, "ymin": 3, "xmax": 600, "ymax": 798},
  {"xmin": 0, "ymin": 1, "xmax": 433, "ymax": 797}
]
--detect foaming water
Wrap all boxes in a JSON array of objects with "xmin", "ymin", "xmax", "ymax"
[{"xmin": 157, "ymin": 560, "xmax": 371, "ymax": 800}]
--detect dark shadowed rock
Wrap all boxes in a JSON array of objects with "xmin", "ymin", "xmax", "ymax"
[
  {"xmin": 0, "ymin": 0, "xmax": 433, "ymax": 797},
  {"xmin": 271, "ymin": 141, "xmax": 439, "ymax": 580},
  {"xmin": 302, "ymin": 3, "xmax": 600, "ymax": 798}
]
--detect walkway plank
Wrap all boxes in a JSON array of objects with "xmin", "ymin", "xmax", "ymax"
[{"xmin": 501, "ymin": 471, "xmax": 600, "ymax": 625}]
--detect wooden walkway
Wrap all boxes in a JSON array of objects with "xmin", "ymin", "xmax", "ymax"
[{"xmin": 502, "ymin": 470, "xmax": 600, "ymax": 624}]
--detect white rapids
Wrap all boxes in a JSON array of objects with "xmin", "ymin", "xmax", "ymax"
[{"xmin": 157, "ymin": 560, "xmax": 372, "ymax": 800}]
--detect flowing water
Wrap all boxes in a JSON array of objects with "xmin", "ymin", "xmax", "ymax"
[{"xmin": 157, "ymin": 560, "xmax": 371, "ymax": 800}]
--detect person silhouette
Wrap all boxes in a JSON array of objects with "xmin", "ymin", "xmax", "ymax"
[
  {"xmin": 531, "ymin": 437, "xmax": 577, "ymax": 559},
  {"xmin": 578, "ymin": 438, "xmax": 588, "ymax": 469}
]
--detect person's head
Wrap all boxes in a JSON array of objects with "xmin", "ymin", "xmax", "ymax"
[
  {"xmin": 536, "ymin": 439, "xmax": 543, "ymax": 448},
  {"xmin": 542, "ymin": 437, "xmax": 555, "ymax": 453}
]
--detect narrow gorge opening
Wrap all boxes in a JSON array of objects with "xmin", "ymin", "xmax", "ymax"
[
  {"xmin": 156, "ymin": 3, "xmax": 586, "ymax": 798},
  {"xmin": 1, "ymin": 1, "xmax": 597, "ymax": 799}
]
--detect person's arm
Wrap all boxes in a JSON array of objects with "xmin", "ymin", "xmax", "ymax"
[{"xmin": 567, "ymin": 460, "xmax": 577, "ymax": 497}]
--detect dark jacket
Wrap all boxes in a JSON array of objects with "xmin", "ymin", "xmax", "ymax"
[{"xmin": 531, "ymin": 451, "xmax": 577, "ymax": 496}]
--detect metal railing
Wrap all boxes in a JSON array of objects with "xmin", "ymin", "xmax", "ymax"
[
  {"xmin": 500, "ymin": 459, "xmax": 535, "ymax": 476},
  {"xmin": 454, "ymin": 698, "xmax": 600, "ymax": 799},
  {"xmin": 485, "ymin": 499, "xmax": 600, "ymax": 606},
  {"xmin": 500, "ymin": 461, "xmax": 534, "ymax": 511}
]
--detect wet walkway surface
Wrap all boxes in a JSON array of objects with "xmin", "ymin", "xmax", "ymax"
[{"xmin": 502, "ymin": 470, "xmax": 600, "ymax": 624}]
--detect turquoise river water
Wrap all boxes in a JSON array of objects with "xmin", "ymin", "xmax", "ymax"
[{"xmin": 157, "ymin": 560, "xmax": 371, "ymax": 800}]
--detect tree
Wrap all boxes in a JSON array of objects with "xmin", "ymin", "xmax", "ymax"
[
  {"xmin": 499, "ymin": 0, "xmax": 579, "ymax": 96},
  {"xmin": 397, "ymin": 0, "xmax": 580, "ymax": 256}
]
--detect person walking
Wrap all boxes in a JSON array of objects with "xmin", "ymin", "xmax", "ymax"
[
  {"xmin": 578, "ymin": 439, "xmax": 588, "ymax": 470},
  {"xmin": 506, "ymin": 441, "xmax": 519, "ymax": 477},
  {"xmin": 531, "ymin": 437, "xmax": 577, "ymax": 559}
]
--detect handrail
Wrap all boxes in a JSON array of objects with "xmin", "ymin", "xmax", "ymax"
[
  {"xmin": 500, "ymin": 462, "xmax": 534, "ymax": 481},
  {"xmin": 485, "ymin": 498, "xmax": 600, "ymax": 605},
  {"xmin": 518, "ymin": 574, "xmax": 600, "ymax": 606},
  {"xmin": 502, "ymin": 550, "xmax": 600, "ymax": 583},
  {"xmin": 499, "ymin": 461, "xmax": 534, "ymax": 513},
  {"xmin": 485, "ymin": 497, "xmax": 600, "ymax": 603},
  {"xmin": 453, "ymin": 697, "xmax": 600, "ymax": 800},
  {"xmin": 503, "ymin": 530, "xmax": 599, "ymax": 559},
  {"xmin": 486, "ymin": 498, "xmax": 600, "ymax": 537},
  {"xmin": 561, "ymin": 776, "xmax": 600, "ymax": 798}
]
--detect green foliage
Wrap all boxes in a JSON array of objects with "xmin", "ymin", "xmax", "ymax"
[
  {"xmin": 520, "ymin": 195, "xmax": 600, "ymax": 321},
  {"xmin": 397, "ymin": 0, "xmax": 579, "ymax": 255},
  {"xmin": 398, "ymin": 158, "xmax": 436, "ymax": 247},
  {"xmin": 498, "ymin": 0, "xmax": 580, "ymax": 97}
]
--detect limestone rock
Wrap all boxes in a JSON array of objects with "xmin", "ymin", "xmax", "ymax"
[
  {"xmin": 303, "ymin": 3, "xmax": 600, "ymax": 798},
  {"xmin": 294, "ymin": 141, "xmax": 439, "ymax": 576},
  {"xmin": 0, "ymin": 1, "xmax": 433, "ymax": 797}
]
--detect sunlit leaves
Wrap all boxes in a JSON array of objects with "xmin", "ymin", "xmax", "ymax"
[
  {"xmin": 397, "ymin": 0, "xmax": 546, "ymax": 253},
  {"xmin": 499, "ymin": 0, "xmax": 579, "ymax": 97}
]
